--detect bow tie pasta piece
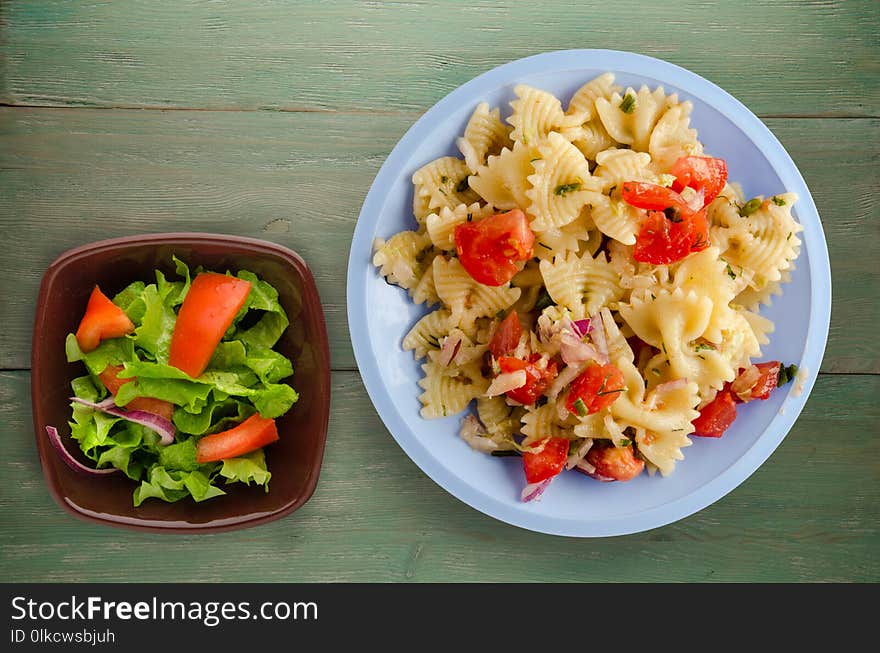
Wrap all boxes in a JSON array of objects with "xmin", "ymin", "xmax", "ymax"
[
  {"xmin": 593, "ymin": 147, "xmax": 657, "ymax": 192},
  {"xmin": 373, "ymin": 230, "xmax": 440, "ymax": 307},
  {"xmin": 412, "ymin": 156, "xmax": 481, "ymax": 221},
  {"xmin": 507, "ymin": 84, "xmax": 581, "ymax": 146},
  {"xmin": 648, "ymin": 101, "xmax": 704, "ymax": 172},
  {"xmin": 403, "ymin": 309, "xmax": 451, "ymax": 360},
  {"xmin": 418, "ymin": 359, "xmax": 488, "ymax": 419},
  {"xmin": 520, "ymin": 402, "xmax": 577, "ymax": 448},
  {"xmin": 457, "ymin": 102, "xmax": 513, "ymax": 174},
  {"xmin": 526, "ymin": 132, "xmax": 604, "ymax": 232},
  {"xmin": 532, "ymin": 210, "xmax": 598, "ymax": 260},
  {"xmin": 433, "ymin": 256, "xmax": 521, "ymax": 331},
  {"xmin": 539, "ymin": 250, "xmax": 623, "ymax": 319},
  {"xmin": 595, "ymin": 85, "xmax": 677, "ymax": 152},
  {"xmin": 468, "ymin": 140, "xmax": 539, "ymax": 211},
  {"xmin": 559, "ymin": 119, "xmax": 619, "ymax": 161},
  {"xmin": 671, "ymin": 247, "xmax": 738, "ymax": 344},
  {"xmin": 583, "ymin": 190, "xmax": 642, "ymax": 246},
  {"xmin": 565, "ymin": 72, "xmax": 621, "ymax": 124}
]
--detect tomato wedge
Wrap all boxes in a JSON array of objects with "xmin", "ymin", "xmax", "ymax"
[
  {"xmin": 98, "ymin": 364, "xmax": 175, "ymax": 421},
  {"xmin": 168, "ymin": 273, "xmax": 252, "ymax": 378},
  {"xmin": 75, "ymin": 286, "xmax": 136, "ymax": 353},
  {"xmin": 497, "ymin": 354, "xmax": 558, "ymax": 405},
  {"xmin": 488, "ymin": 311, "xmax": 523, "ymax": 359},
  {"xmin": 566, "ymin": 362, "xmax": 626, "ymax": 416},
  {"xmin": 692, "ymin": 391, "xmax": 737, "ymax": 438},
  {"xmin": 669, "ymin": 155, "xmax": 728, "ymax": 206},
  {"xmin": 195, "ymin": 413, "xmax": 279, "ymax": 463},
  {"xmin": 622, "ymin": 182, "xmax": 710, "ymax": 265},
  {"xmin": 522, "ymin": 436, "xmax": 569, "ymax": 484},
  {"xmin": 454, "ymin": 209, "xmax": 535, "ymax": 286},
  {"xmin": 584, "ymin": 444, "xmax": 645, "ymax": 482}
]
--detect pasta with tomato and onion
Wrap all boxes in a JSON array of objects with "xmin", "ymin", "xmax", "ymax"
[{"xmin": 372, "ymin": 73, "xmax": 802, "ymax": 501}]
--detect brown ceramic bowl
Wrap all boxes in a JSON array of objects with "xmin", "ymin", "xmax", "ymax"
[{"xmin": 31, "ymin": 233, "xmax": 330, "ymax": 533}]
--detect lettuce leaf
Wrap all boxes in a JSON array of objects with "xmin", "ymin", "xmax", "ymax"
[
  {"xmin": 133, "ymin": 466, "xmax": 225, "ymax": 506},
  {"xmin": 220, "ymin": 449, "xmax": 271, "ymax": 490}
]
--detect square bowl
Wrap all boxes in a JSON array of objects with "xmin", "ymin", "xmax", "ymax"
[{"xmin": 31, "ymin": 233, "xmax": 331, "ymax": 533}]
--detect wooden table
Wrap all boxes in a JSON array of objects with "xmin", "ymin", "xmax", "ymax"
[{"xmin": 1, "ymin": 1, "xmax": 877, "ymax": 583}]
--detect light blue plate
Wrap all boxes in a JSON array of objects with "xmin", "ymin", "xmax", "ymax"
[{"xmin": 346, "ymin": 49, "xmax": 831, "ymax": 537}]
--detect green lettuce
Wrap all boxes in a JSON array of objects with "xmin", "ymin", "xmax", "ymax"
[{"xmin": 62, "ymin": 258, "xmax": 297, "ymax": 507}]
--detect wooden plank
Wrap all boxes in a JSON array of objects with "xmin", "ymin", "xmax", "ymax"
[
  {"xmin": 1, "ymin": 108, "xmax": 877, "ymax": 372},
  {"xmin": 2, "ymin": 0, "xmax": 878, "ymax": 116},
  {"xmin": 0, "ymin": 370, "xmax": 876, "ymax": 582}
]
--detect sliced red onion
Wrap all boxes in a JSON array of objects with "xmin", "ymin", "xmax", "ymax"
[
  {"xmin": 521, "ymin": 478, "xmax": 552, "ymax": 502},
  {"xmin": 485, "ymin": 370, "xmax": 527, "ymax": 397},
  {"xmin": 70, "ymin": 396, "xmax": 175, "ymax": 445},
  {"xmin": 560, "ymin": 330, "xmax": 603, "ymax": 366},
  {"xmin": 574, "ymin": 460, "xmax": 614, "ymax": 482},
  {"xmin": 438, "ymin": 332, "xmax": 463, "ymax": 366},
  {"xmin": 572, "ymin": 319, "xmax": 592, "ymax": 338},
  {"xmin": 45, "ymin": 426, "xmax": 119, "ymax": 476},
  {"xmin": 459, "ymin": 415, "xmax": 499, "ymax": 453},
  {"xmin": 591, "ymin": 315, "xmax": 610, "ymax": 361}
]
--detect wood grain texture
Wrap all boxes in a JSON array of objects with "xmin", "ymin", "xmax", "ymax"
[
  {"xmin": 1, "ymin": 1, "xmax": 878, "ymax": 116},
  {"xmin": 0, "ymin": 370, "xmax": 877, "ymax": 583},
  {"xmin": 1, "ymin": 108, "xmax": 876, "ymax": 372}
]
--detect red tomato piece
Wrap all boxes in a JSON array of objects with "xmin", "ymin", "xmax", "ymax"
[
  {"xmin": 454, "ymin": 209, "xmax": 535, "ymax": 286},
  {"xmin": 75, "ymin": 286, "xmax": 136, "ymax": 353},
  {"xmin": 692, "ymin": 391, "xmax": 737, "ymax": 438},
  {"xmin": 566, "ymin": 362, "xmax": 626, "ymax": 416},
  {"xmin": 749, "ymin": 361, "xmax": 782, "ymax": 401},
  {"xmin": 497, "ymin": 354, "xmax": 558, "ymax": 405},
  {"xmin": 522, "ymin": 436, "xmax": 570, "ymax": 484},
  {"xmin": 623, "ymin": 182, "xmax": 710, "ymax": 265},
  {"xmin": 98, "ymin": 365, "xmax": 175, "ymax": 421},
  {"xmin": 168, "ymin": 273, "xmax": 252, "ymax": 378},
  {"xmin": 670, "ymin": 156, "xmax": 728, "ymax": 206},
  {"xmin": 196, "ymin": 413, "xmax": 279, "ymax": 463},
  {"xmin": 488, "ymin": 311, "xmax": 523, "ymax": 359},
  {"xmin": 585, "ymin": 444, "xmax": 645, "ymax": 482}
]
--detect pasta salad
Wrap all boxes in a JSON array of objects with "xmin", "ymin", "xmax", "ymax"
[{"xmin": 372, "ymin": 73, "xmax": 802, "ymax": 501}]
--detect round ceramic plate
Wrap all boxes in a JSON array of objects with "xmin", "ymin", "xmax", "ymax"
[{"xmin": 347, "ymin": 49, "xmax": 831, "ymax": 537}]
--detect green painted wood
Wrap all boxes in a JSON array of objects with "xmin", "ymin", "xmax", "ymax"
[
  {"xmin": 0, "ymin": 108, "xmax": 876, "ymax": 372},
  {"xmin": 0, "ymin": 370, "xmax": 876, "ymax": 583},
  {"xmin": 1, "ymin": 1, "xmax": 878, "ymax": 116}
]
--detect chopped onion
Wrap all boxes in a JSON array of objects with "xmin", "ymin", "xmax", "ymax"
[
  {"xmin": 70, "ymin": 396, "xmax": 175, "ymax": 445},
  {"xmin": 565, "ymin": 438, "xmax": 594, "ymax": 470},
  {"xmin": 574, "ymin": 460, "xmax": 614, "ymax": 482},
  {"xmin": 559, "ymin": 330, "xmax": 603, "ymax": 366},
  {"xmin": 590, "ymin": 314, "xmax": 610, "ymax": 362},
  {"xmin": 459, "ymin": 415, "xmax": 499, "ymax": 453},
  {"xmin": 485, "ymin": 370, "xmax": 527, "ymax": 397},
  {"xmin": 45, "ymin": 426, "xmax": 119, "ymax": 476},
  {"xmin": 681, "ymin": 186, "xmax": 705, "ymax": 212},
  {"xmin": 572, "ymin": 319, "xmax": 592, "ymax": 338},
  {"xmin": 556, "ymin": 392, "xmax": 571, "ymax": 421},
  {"xmin": 438, "ymin": 332, "xmax": 463, "ymax": 366},
  {"xmin": 521, "ymin": 478, "xmax": 552, "ymax": 502},
  {"xmin": 731, "ymin": 365, "xmax": 761, "ymax": 401}
]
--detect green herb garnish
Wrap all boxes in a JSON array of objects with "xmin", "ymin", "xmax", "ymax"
[
  {"xmin": 572, "ymin": 398, "xmax": 589, "ymax": 417},
  {"xmin": 740, "ymin": 197, "xmax": 762, "ymax": 216},
  {"xmin": 440, "ymin": 175, "xmax": 449, "ymax": 184},
  {"xmin": 619, "ymin": 94, "xmax": 636, "ymax": 114},
  {"xmin": 618, "ymin": 438, "xmax": 631, "ymax": 447},
  {"xmin": 772, "ymin": 196, "xmax": 787, "ymax": 206},
  {"xmin": 778, "ymin": 363, "xmax": 799, "ymax": 386},
  {"xmin": 726, "ymin": 263, "xmax": 737, "ymax": 280},
  {"xmin": 554, "ymin": 181, "xmax": 582, "ymax": 196}
]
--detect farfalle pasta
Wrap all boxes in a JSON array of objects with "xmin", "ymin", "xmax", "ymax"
[{"xmin": 372, "ymin": 73, "xmax": 803, "ymax": 501}]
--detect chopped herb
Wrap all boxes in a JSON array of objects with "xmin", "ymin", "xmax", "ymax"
[
  {"xmin": 619, "ymin": 94, "xmax": 636, "ymax": 114},
  {"xmin": 573, "ymin": 398, "xmax": 589, "ymax": 417},
  {"xmin": 467, "ymin": 212, "xmax": 473, "ymax": 222},
  {"xmin": 440, "ymin": 175, "xmax": 449, "ymax": 184},
  {"xmin": 740, "ymin": 197, "xmax": 762, "ymax": 216},
  {"xmin": 778, "ymin": 363, "xmax": 799, "ymax": 386},
  {"xmin": 651, "ymin": 368, "xmax": 661, "ymax": 376},
  {"xmin": 697, "ymin": 354, "xmax": 705, "ymax": 360},
  {"xmin": 426, "ymin": 335, "xmax": 440, "ymax": 347},
  {"xmin": 661, "ymin": 343, "xmax": 667, "ymax": 354},
  {"xmin": 772, "ymin": 196, "xmax": 787, "ymax": 206},
  {"xmin": 554, "ymin": 181, "xmax": 582, "ymax": 196},
  {"xmin": 491, "ymin": 449, "xmax": 522, "ymax": 457},
  {"xmin": 534, "ymin": 289, "xmax": 554, "ymax": 311},
  {"xmin": 787, "ymin": 232, "xmax": 792, "ymax": 241},
  {"xmin": 496, "ymin": 309, "xmax": 506, "ymax": 318},
  {"xmin": 726, "ymin": 263, "xmax": 737, "ymax": 280},
  {"xmin": 535, "ymin": 396, "xmax": 548, "ymax": 408},
  {"xmin": 664, "ymin": 207, "xmax": 683, "ymax": 223},
  {"xmin": 596, "ymin": 373, "xmax": 625, "ymax": 397},
  {"xmin": 456, "ymin": 177, "xmax": 469, "ymax": 193},
  {"xmin": 608, "ymin": 185, "xmax": 617, "ymax": 195},
  {"xmin": 618, "ymin": 438, "xmax": 631, "ymax": 447},
  {"xmin": 530, "ymin": 157, "xmax": 542, "ymax": 163},
  {"xmin": 651, "ymin": 293, "xmax": 657, "ymax": 300},
  {"xmin": 691, "ymin": 232, "xmax": 708, "ymax": 250},
  {"xmin": 694, "ymin": 343, "xmax": 715, "ymax": 352},
  {"xmin": 538, "ymin": 241, "xmax": 552, "ymax": 250}
]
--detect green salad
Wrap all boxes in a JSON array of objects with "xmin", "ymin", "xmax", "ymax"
[{"xmin": 50, "ymin": 257, "xmax": 298, "ymax": 506}]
